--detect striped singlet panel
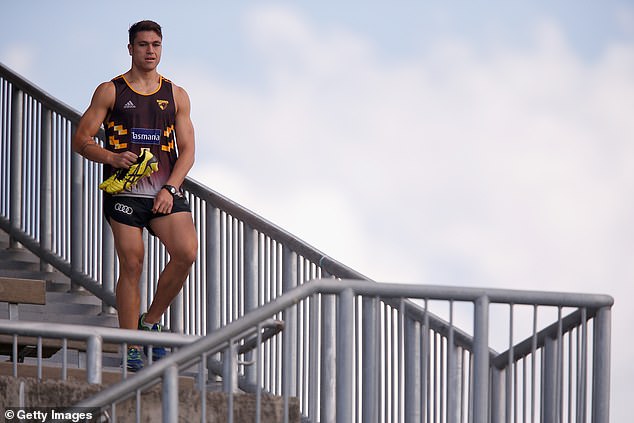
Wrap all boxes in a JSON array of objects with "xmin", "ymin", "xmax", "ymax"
[{"xmin": 103, "ymin": 74, "xmax": 177, "ymax": 198}]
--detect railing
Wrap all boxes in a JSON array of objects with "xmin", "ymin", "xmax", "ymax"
[
  {"xmin": 0, "ymin": 61, "xmax": 368, "ymax": 330},
  {"xmin": 0, "ymin": 62, "xmax": 613, "ymax": 422},
  {"xmin": 53, "ymin": 279, "xmax": 609, "ymax": 423},
  {"xmin": 0, "ymin": 319, "xmax": 198, "ymax": 384}
]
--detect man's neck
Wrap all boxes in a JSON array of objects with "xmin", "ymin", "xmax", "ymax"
[{"xmin": 124, "ymin": 68, "xmax": 160, "ymax": 94}]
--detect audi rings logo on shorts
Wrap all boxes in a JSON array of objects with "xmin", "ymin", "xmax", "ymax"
[{"xmin": 114, "ymin": 203, "xmax": 133, "ymax": 215}]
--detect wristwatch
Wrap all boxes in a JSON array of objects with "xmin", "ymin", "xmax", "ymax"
[{"xmin": 162, "ymin": 184, "xmax": 178, "ymax": 197}]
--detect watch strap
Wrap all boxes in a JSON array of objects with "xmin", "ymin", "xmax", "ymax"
[{"xmin": 162, "ymin": 184, "xmax": 178, "ymax": 196}]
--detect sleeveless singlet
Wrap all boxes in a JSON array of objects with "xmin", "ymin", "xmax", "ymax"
[{"xmin": 103, "ymin": 74, "xmax": 178, "ymax": 198}]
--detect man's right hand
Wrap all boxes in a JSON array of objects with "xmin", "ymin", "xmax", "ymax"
[{"xmin": 110, "ymin": 151, "xmax": 138, "ymax": 169}]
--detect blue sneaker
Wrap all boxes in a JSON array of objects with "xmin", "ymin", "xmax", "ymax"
[
  {"xmin": 138, "ymin": 313, "xmax": 167, "ymax": 362},
  {"xmin": 124, "ymin": 347, "xmax": 144, "ymax": 372}
]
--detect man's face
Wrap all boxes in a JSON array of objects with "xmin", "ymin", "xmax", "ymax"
[{"xmin": 128, "ymin": 30, "xmax": 162, "ymax": 71}]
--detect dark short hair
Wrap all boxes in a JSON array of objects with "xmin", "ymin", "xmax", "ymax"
[{"xmin": 129, "ymin": 20, "xmax": 162, "ymax": 44}]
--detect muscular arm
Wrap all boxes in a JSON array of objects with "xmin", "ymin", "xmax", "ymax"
[
  {"xmin": 152, "ymin": 84, "xmax": 195, "ymax": 214},
  {"xmin": 72, "ymin": 82, "xmax": 137, "ymax": 168},
  {"xmin": 167, "ymin": 84, "xmax": 195, "ymax": 188}
]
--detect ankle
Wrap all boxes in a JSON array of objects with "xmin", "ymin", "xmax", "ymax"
[{"xmin": 141, "ymin": 312, "xmax": 159, "ymax": 326}]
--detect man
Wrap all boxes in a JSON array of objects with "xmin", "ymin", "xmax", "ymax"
[{"xmin": 72, "ymin": 20, "xmax": 197, "ymax": 371}]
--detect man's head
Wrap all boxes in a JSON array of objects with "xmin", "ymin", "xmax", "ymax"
[
  {"xmin": 128, "ymin": 20, "xmax": 162, "ymax": 45},
  {"xmin": 128, "ymin": 20, "xmax": 163, "ymax": 71}
]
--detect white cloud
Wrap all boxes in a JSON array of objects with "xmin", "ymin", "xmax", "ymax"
[
  {"xmin": 1, "ymin": 43, "xmax": 36, "ymax": 76},
  {"xmin": 181, "ymin": 7, "xmax": 633, "ymax": 418}
]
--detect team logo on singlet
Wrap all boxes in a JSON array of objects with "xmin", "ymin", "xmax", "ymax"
[
  {"xmin": 157, "ymin": 100, "xmax": 169, "ymax": 110},
  {"xmin": 131, "ymin": 128, "xmax": 161, "ymax": 144}
]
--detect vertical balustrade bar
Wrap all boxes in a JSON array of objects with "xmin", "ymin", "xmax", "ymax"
[
  {"xmin": 308, "ymin": 293, "xmax": 320, "ymax": 422},
  {"xmin": 70, "ymin": 122, "xmax": 84, "ymax": 291},
  {"xmin": 282, "ymin": 246, "xmax": 298, "ymax": 422},
  {"xmin": 531, "ymin": 305, "xmax": 538, "ymax": 423},
  {"xmin": 207, "ymin": 207, "xmax": 221, "ymax": 328},
  {"xmin": 39, "ymin": 106, "xmax": 52, "ymax": 271},
  {"xmin": 422, "ymin": 299, "xmax": 430, "ymax": 423},
  {"xmin": 576, "ymin": 308, "xmax": 587, "ymax": 423},
  {"xmin": 556, "ymin": 307, "xmax": 563, "ymax": 423},
  {"xmin": 9, "ymin": 86, "xmax": 23, "ymax": 248},
  {"xmin": 362, "ymin": 296, "xmax": 378, "ymax": 423},
  {"xmin": 140, "ymin": 231, "xmax": 149, "ymax": 317},
  {"xmin": 244, "ymin": 224, "xmax": 258, "ymax": 385},
  {"xmin": 592, "ymin": 307, "xmax": 611, "ymax": 423},
  {"xmin": 101, "ymin": 218, "xmax": 115, "ymax": 314},
  {"xmin": 321, "ymin": 287, "xmax": 337, "ymax": 423},
  {"xmin": 337, "ymin": 287, "xmax": 354, "ymax": 423},
  {"xmin": 473, "ymin": 295, "xmax": 490, "ymax": 423},
  {"xmin": 447, "ymin": 300, "xmax": 461, "ymax": 423}
]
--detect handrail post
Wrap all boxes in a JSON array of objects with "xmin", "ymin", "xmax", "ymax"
[
  {"xmin": 404, "ymin": 315, "xmax": 421, "ymax": 423},
  {"xmin": 163, "ymin": 364, "xmax": 179, "ymax": 423},
  {"xmin": 86, "ymin": 335, "xmax": 102, "ymax": 385},
  {"xmin": 592, "ymin": 306, "xmax": 611, "ymax": 423},
  {"xmin": 9, "ymin": 86, "xmax": 23, "ymax": 249},
  {"xmin": 543, "ymin": 335, "xmax": 558, "ymax": 423},
  {"xmin": 223, "ymin": 340, "xmax": 238, "ymax": 393},
  {"xmin": 337, "ymin": 287, "xmax": 354, "ymax": 423},
  {"xmin": 39, "ymin": 106, "xmax": 52, "ymax": 271},
  {"xmin": 70, "ymin": 124, "xmax": 84, "ymax": 292},
  {"xmin": 473, "ymin": 295, "xmax": 489, "ymax": 423},
  {"xmin": 320, "ymin": 279, "xmax": 336, "ymax": 423},
  {"xmin": 490, "ymin": 367, "xmax": 505, "ymax": 423}
]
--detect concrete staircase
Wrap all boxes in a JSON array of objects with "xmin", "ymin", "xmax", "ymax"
[
  {"xmin": 0, "ymin": 229, "xmax": 118, "ymax": 327},
  {"xmin": 0, "ymin": 228, "xmax": 301, "ymax": 422}
]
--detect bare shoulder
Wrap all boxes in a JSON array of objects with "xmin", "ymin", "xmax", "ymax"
[
  {"xmin": 90, "ymin": 81, "xmax": 115, "ymax": 109},
  {"xmin": 171, "ymin": 82, "xmax": 191, "ymax": 114}
]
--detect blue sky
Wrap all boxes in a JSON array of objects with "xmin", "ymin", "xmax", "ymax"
[{"xmin": 2, "ymin": 1, "xmax": 633, "ymax": 419}]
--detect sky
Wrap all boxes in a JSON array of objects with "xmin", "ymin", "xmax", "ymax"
[{"xmin": 2, "ymin": 0, "xmax": 633, "ymax": 419}]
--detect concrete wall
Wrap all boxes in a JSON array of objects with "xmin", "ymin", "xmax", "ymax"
[{"xmin": 0, "ymin": 376, "xmax": 300, "ymax": 422}]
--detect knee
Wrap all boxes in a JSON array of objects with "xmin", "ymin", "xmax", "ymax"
[
  {"xmin": 173, "ymin": 240, "xmax": 197, "ymax": 267},
  {"xmin": 119, "ymin": 254, "xmax": 144, "ymax": 278}
]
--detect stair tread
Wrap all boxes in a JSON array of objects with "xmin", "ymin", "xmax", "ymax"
[{"xmin": 0, "ymin": 311, "xmax": 118, "ymax": 326}]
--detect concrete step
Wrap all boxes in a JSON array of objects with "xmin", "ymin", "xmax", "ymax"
[
  {"xmin": 0, "ymin": 271, "xmax": 70, "ymax": 293},
  {"xmin": 0, "ymin": 268, "xmax": 70, "ymax": 288},
  {"xmin": 15, "ymin": 301, "xmax": 103, "ymax": 316},
  {"xmin": 0, "ymin": 310, "xmax": 119, "ymax": 327},
  {"xmin": 0, "ymin": 375, "xmax": 301, "ymax": 422},
  {"xmin": 0, "ymin": 361, "xmax": 195, "ymax": 387},
  {"xmin": 46, "ymin": 291, "xmax": 105, "ymax": 306},
  {"xmin": 0, "ymin": 260, "xmax": 39, "ymax": 271},
  {"xmin": 0, "ymin": 247, "xmax": 41, "ymax": 263}
]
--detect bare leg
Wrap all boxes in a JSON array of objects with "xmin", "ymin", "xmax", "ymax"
[
  {"xmin": 144, "ymin": 212, "xmax": 197, "ymax": 324},
  {"xmin": 109, "ymin": 220, "xmax": 145, "ymax": 331}
]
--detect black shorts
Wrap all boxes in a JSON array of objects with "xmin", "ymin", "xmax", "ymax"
[{"xmin": 104, "ymin": 194, "xmax": 191, "ymax": 234}]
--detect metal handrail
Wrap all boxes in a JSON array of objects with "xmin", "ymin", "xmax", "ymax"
[{"xmin": 66, "ymin": 279, "xmax": 612, "ymax": 422}]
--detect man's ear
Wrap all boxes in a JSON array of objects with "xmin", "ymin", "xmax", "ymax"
[{"xmin": 128, "ymin": 44, "xmax": 133, "ymax": 56}]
